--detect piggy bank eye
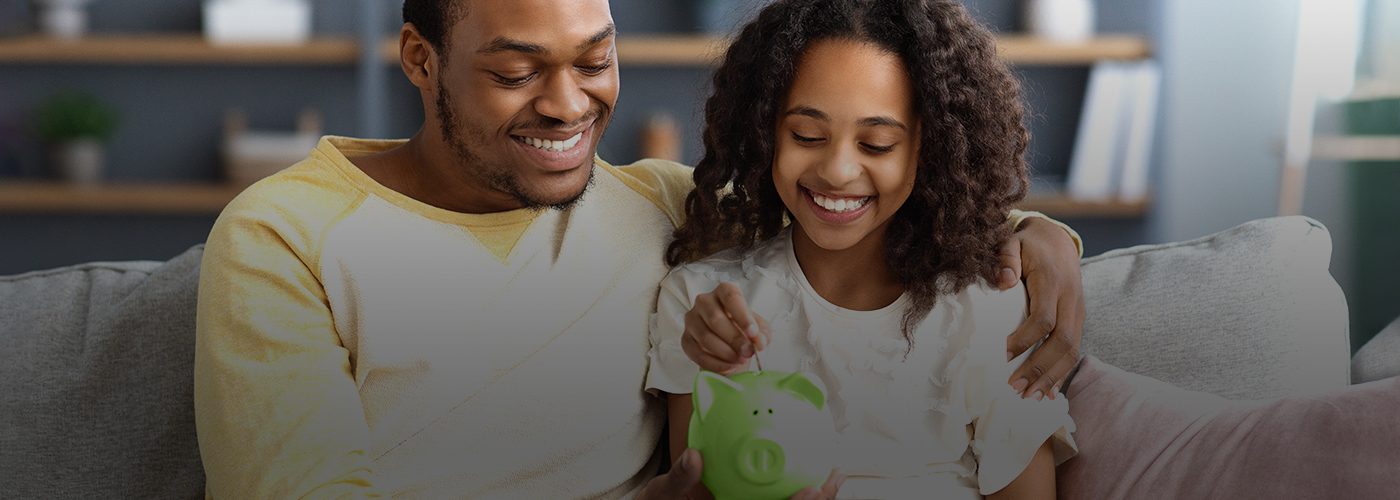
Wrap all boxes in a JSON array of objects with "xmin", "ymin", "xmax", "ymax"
[
  {"xmin": 767, "ymin": 408, "xmax": 773, "ymax": 414},
  {"xmin": 752, "ymin": 410, "xmax": 759, "ymax": 415}
]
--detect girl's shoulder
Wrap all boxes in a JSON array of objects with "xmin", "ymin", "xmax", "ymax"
[{"xmin": 673, "ymin": 228, "xmax": 793, "ymax": 281}]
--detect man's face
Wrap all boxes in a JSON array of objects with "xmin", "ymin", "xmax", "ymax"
[{"xmin": 432, "ymin": 0, "xmax": 617, "ymax": 210}]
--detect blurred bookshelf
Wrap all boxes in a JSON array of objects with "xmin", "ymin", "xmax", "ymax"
[
  {"xmin": 1, "ymin": 32, "xmax": 1151, "ymax": 217},
  {"xmin": 0, "ymin": 34, "xmax": 360, "ymax": 65}
]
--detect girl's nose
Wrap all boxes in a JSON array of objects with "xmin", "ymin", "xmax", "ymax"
[{"xmin": 816, "ymin": 143, "xmax": 862, "ymax": 187}]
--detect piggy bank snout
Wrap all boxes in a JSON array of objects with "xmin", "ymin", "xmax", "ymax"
[{"xmin": 735, "ymin": 438, "xmax": 786, "ymax": 485}]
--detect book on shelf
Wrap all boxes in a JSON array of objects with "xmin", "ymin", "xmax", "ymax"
[{"xmin": 1066, "ymin": 60, "xmax": 1160, "ymax": 202}]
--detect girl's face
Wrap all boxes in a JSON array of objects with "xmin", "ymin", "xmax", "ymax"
[{"xmin": 773, "ymin": 39, "xmax": 919, "ymax": 253}]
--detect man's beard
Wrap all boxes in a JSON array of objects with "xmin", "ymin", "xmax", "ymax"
[{"xmin": 435, "ymin": 81, "xmax": 594, "ymax": 211}]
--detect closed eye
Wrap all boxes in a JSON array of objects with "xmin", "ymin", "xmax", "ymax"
[
  {"xmin": 861, "ymin": 142, "xmax": 895, "ymax": 154},
  {"xmin": 492, "ymin": 72, "xmax": 535, "ymax": 86},
  {"xmin": 792, "ymin": 133, "xmax": 824, "ymax": 145},
  {"xmin": 577, "ymin": 60, "xmax": 613, "ymax": 75}
]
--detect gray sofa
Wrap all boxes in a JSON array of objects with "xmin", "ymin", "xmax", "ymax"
[{"xmin": 2, "ymin": 215, "xmax": 1397, "ymax": 499}]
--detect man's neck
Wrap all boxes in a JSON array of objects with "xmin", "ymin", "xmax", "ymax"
[{"xmin": 350, "ymin": 132, "xmax": 526, "ymax": 215}]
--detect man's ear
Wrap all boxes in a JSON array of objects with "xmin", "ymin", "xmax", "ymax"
[
  {"xmin": 399, "ymin": 22, "xmax": 437, "ymax": 90},
  {"xmin": 693, "ymin": 371, "xmax": 743, "ymax": 422}
]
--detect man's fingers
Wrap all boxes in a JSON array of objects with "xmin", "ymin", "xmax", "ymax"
[
  {"xmin": 714, "ymin": 283, "xmax": 764, "ymax": 349},
  {"xmin": 996, "ymin": 236, "xmax": 1024, "ymax": 290},
  {"xmin": 636, "ymin": 448, "xmax": 703, "ymax": 500},
  {"xmin": 1006, "ymin": 307, "xmax": 1056, "ymax": 362},
  {"xmin": 820, "ymin": 468, "xmax": 846, "ymax": 499},
  {"xmin": 1038, "ymin": 353, "xmax": 1079, "ymax": 400}
]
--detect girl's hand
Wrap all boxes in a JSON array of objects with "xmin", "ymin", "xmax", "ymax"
[{"xmin": 681, "ymin": 283, "xmax": 773, "ymax": 375}]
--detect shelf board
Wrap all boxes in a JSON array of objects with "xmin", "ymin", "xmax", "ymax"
[
  {"xmin": 0, "ymin": 182, "xmax": 244, "ymax": 214},
  {"xmin": 0, "ymin": 34, "xmax": 361, "ymax": 65},
  {"xmin": 1017, "ymin": 195, "xmax": 1150, "ymax": 218},
  {"xmin": 0, "ymin": 33, "xmax": 1149, "ymax": 66},
  {"xmin": 380, "ymin": 34, "xmax": 1150, "ymax": 66},
  {"xmin": 0, "ymin": 182, "xmax": 1148, "ymax": 218}
]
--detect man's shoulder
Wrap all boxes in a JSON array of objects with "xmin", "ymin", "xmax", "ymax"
[
  {"xmin": 597, "ymin": 158, "xmax": 695, "ymax": 228},
  {"xmin": 211, "ymin": 141, "xmax": 369, "ymax": 256}
]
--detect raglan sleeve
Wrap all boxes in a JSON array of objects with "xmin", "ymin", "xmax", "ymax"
[
  {"xmin": 194, "ymin": 196, "xmax": 386, "ymax": 499},
  {"xmin": 958, "ymin": 282, "xmax": 1078, "ymax": 495}
]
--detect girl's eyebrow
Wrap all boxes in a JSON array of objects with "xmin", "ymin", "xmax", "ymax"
[
  {"xmin": 784, "ymin": 106, "xmax": 829, "ymax": 122},
  {"xmin": 857, "ymin": 116, "xmax": 907, "ymax": 131},
  {"xmin": 784, "ymin": 106, "xmax": 907, "ymax": 131}
]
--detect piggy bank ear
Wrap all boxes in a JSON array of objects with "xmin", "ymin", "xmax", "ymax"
[
  {"xmin": 777, "ymin": 371, "xmax": 827, "ymax": 411},
  {"xmin": 694, "ymin": 371, "xmax": 744, "ymax": 422}
]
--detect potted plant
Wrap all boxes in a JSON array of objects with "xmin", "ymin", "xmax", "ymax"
[{"xmin": 34, "ymin": 91, "xmax": 118, "ymax": 185}]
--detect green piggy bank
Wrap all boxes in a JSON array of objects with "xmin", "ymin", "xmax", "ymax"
[{"xmin": 690, "ymin": 370, "xmax": 836, "ymax": 500}]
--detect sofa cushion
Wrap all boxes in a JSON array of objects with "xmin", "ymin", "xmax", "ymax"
[
  {"xmin": 0, "ymin": 245, "xmax": 205, "ymax": 500},
  {"xmin": 1059, "ymin": 356, "xmax": 1400, "ymax": 500},
  {"xmin": 1077, "ymin": 216, "xmax": 1350, "ymax": 399},
  {"xmin": 1352, "ymin": 314, "xmax": 1400, "ymax": 383}
]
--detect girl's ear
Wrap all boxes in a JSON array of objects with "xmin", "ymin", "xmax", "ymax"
[
  {"xmin": 693, "ymin": 371, "xmax": 744, "ymax": 421},
  {"xmin": 777, "ymin": 371, "xmax": 827, "ymax": 410}
]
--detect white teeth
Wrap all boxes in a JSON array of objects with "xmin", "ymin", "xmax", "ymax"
[
  {"xmin": 811, "ymin": 191, "xmax": 870, "ymax": 213},
  {"xmin": 518, "ymin": 132, "xmax": 584, "ymax": 153}
]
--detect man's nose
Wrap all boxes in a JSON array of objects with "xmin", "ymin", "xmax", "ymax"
[{"xmin": 534, "ymin": 71, "xmax": 590, "ymax": 125}]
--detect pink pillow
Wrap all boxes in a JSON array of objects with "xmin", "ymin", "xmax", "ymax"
[{"xmin": 1057, "ymin": 356, "xmax": 1400, "ymax": 500}]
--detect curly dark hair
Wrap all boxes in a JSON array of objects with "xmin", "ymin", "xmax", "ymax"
[
  {"xmin": 666, "ymin": 0, "xmax": 1030, "ymax": 350},
  {"xmin": 402, "ymin": 0, "xmax": 467, "ymax": 58}
]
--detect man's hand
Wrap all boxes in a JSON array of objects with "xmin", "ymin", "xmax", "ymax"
[
  {"xmin": 681, "ymin": 283, "xmax": 773, "ymax": 375},
  {"xmin": 636, "ymin": 449, "xmax": 704, "ymax": 500},
  {"xmin": 636, "ymin": 449, "xmax": 846, "ymax": 500},
  {"xmin": 997, "ymin": 217, "xmax": 1085, "ymax": 401}
]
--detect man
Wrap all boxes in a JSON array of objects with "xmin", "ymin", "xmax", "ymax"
[{"xmin": 194, "ymin": 0, "xmax": 1085, "ymax": 498}]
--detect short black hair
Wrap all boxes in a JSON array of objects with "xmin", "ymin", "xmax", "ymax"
[{"xmin": 402, "ymin": 0, "xmax": 467, "ymax": 56}]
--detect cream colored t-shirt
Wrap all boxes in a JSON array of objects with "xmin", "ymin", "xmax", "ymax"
[{"xmin": 646, "ymin": 228, "xmax": 1078, "ymax": 499}]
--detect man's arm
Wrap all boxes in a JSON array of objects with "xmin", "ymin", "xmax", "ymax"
[
  {"xmin": 195, "ymin": 206, "xmax": 385, "ymax": 499},
  {"xmin": 997, "ymin": 211, "xmax": 1085, "ymax": 400}
]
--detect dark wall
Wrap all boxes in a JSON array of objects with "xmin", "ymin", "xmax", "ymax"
[{"xmin": 0, "ymin": 0, "xmax": 1156, "ymax": 274}]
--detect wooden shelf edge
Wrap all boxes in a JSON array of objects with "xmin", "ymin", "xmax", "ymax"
[
  {"xmin": 380, "ymin": 34, "xmax": 1150, "ymax": 66},
  {"xmin": 1017, "ymin": 195, "xmax": 1150, "ymax": 218},
  {"xmin": 0, "ymin": 182, "xmax": 1148, "ymax": 218},
  {"xmin": 0, "ymin": 182, "xmax": 244, "ymax": 214},
  {"xmin": 0, "ymin": 34, "xmax": 361, "ymax": 65}
]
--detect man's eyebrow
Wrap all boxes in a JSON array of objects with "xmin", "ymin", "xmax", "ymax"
[
  {"xmin": 476, "ymin": 24, "xmax": 617, "ymax": 56},
  {"xmin": 857, "ymin": 116, "xmax": 907, "ymax": 130},
  {"xmin": 783, "ymin": 106, "xmax": 829, "ymax": 121},
  {"xmin": 580, "ymin": 24, "xmax": 616, "ymax": 49},
  {"xmin": 478, "ymin": 37, "xmax": 546, "ymax": 55}
]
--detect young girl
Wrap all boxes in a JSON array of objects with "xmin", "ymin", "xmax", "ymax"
[{"xmin": 645, "ymin": 1, "xmax": 1076, "ymax": 499}]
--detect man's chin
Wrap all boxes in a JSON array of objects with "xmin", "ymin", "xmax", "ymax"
[{"xmin": 513, "ymin": 165, "xmax": 596, "ymax": 211}]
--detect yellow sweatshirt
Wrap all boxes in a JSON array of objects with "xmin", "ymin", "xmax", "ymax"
[{"xmin": 194, "ymin": 136, "xmax": 1078, "ymax": 499}]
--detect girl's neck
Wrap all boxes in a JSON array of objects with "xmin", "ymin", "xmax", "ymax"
[{"xmin": 790, "ymin": 223, "xmax": 904, "ymax": 311}]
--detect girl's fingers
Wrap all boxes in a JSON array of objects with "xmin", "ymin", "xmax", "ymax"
[
  {"xmin": 697, "ymin": 294, "xmax": 753, "ymax": 359},
  {"xmin": 681, "ymin": 334, "xmax": 748, "ymax": 375},
  {"xmin": 713, "ymin": 283, "xmax": 764, "ymax": 350},
  {"xmin": 753, "ymin": 312, "xmax": 774, "ymax": 350}
]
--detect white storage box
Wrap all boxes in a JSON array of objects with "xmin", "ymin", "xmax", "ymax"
[{"xmin": 203, "ymin": 0, "xmax": 311, "ymax": 45}]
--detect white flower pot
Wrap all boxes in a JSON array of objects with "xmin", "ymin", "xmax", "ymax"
[
  {"xmin": 1025, "ymin": 0, "xmax": 1096, "ymax": 43},
  {"xmin": 53, "ymin": 138, "xmax": 105, "ymax": 185},
  {"xmin": 36, "ymin": 0, "xmax": 92, "ymax": 40}
]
